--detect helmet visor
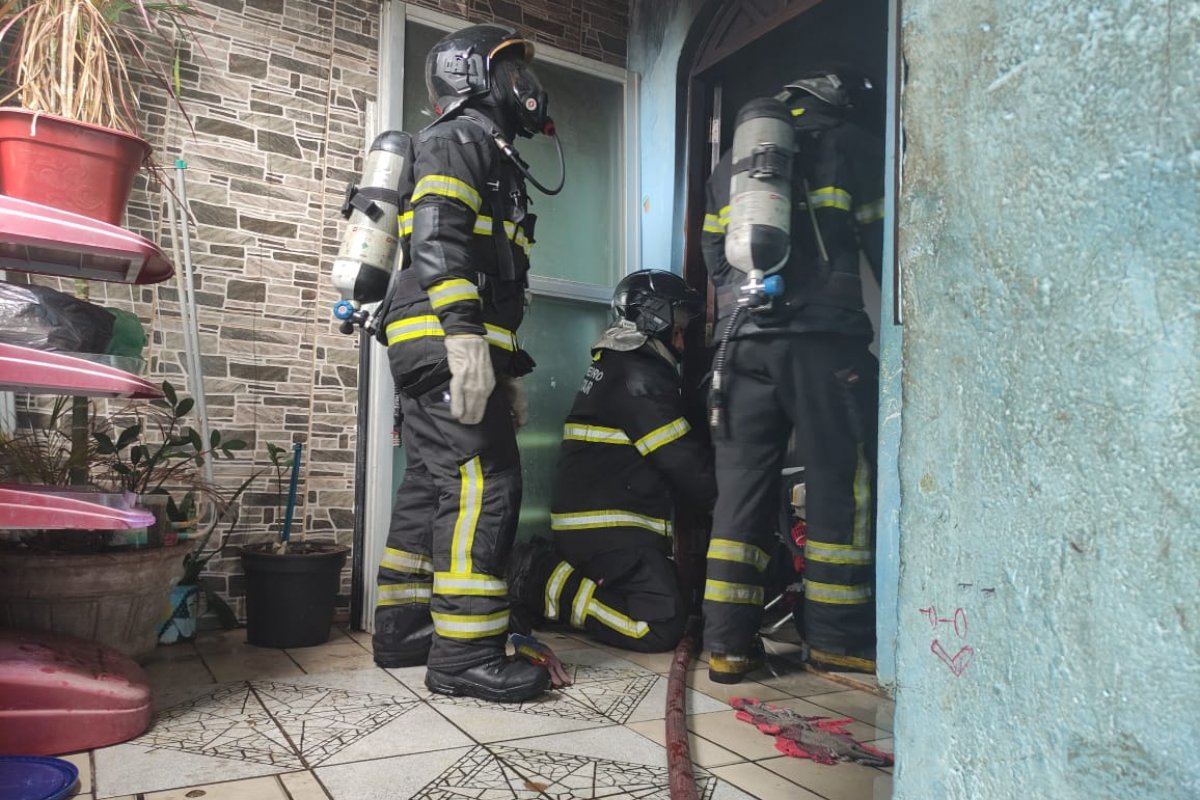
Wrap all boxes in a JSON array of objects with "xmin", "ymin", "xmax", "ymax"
[{"xmin": 493, "ymin": 59, "xmax": 551, "ymax": 136}]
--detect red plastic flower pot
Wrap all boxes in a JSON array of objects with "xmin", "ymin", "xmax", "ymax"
[{"xmin": 0, "ymin": 108, "xmax": 150, "ymax": 225}]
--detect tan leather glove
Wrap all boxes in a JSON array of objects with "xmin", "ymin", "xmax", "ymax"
[
  {"xmin": 444, "ymin": 334, "xmax": 495, "ymax": 425},
  {"xmin": 501, "ymin": 375, "xmax": 529, "ymax": 429}
]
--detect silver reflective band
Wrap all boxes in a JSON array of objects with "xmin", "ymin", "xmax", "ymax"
[
  {"xmin": 544, "ymin": 560, "xmax": 575, "ymax": 620},
  {"xmin": 707, "ymin": 538, "xmax": 771, "ymax": 571},
  {"xmin": 551, "ymin": 510, "xmax": 673, "ymax": 537},
  {"xmin": 433, "ymin": 571, "xmax": 507, "ymax": 597},
  {"xmin": 703, "ymin": 578, "xmax": 764, "ymax": 606}
]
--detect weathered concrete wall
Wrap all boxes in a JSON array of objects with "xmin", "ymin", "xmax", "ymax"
[
  {"xmin": 894, "ymin": 1, "xmax": 1200, "ymax": 797},
  {"xmin": 627, "ymin": 0, "xmax": 707, "ymax": 269}
]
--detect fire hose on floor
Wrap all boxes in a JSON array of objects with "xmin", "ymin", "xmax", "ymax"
[{"xmin": 665, "ymin": 617, "xmax": 701, "ymax": 800}]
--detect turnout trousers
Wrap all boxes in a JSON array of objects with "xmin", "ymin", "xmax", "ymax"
[
  {"xmin": 539, "ymin": 545, "xmax": 686, "ymax": 653},
  {"xmin": 373, "ymin": 279, "xmax": 523, "ymax": 674},
  {"xmin": 702, "ymin": 332, "xmax": 878, "ymax": 655}
]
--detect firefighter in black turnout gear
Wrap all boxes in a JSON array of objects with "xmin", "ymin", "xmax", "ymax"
[
  {"xmin": 702, "ymin": 71, "xmax": 884, "ymax": 682},
  {"xmin": 507, "ymin": 271, "xmax": 716, "ymax": 652},
  {"xmin": 372, "ymin": 24, "xmax": 559, "ymax": 703}
]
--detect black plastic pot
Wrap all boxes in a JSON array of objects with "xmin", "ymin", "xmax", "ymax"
[{"xmin": 240, "ymin": 542, "xmax": 349, "ymax": 648}]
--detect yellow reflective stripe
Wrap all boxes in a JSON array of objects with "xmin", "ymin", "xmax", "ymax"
[
  {"xmin": 855, "ymin": 197, "xmax": 885, "ymax": 225},
  {"xmin": 808, "ymin": 186, "xmax": 852, "ymax": 212},
  {"xmin": 852, "ymin": 445, "xmax": 872, "ymax": 548},
  {"xmin": 385, "ymin": 316, "xmax": 516, "ymax": 352},
  {"xmin": 718, "ymin": 204, "xmax": 731, "ymax": 224},
  {"xmin": 791, "ymin": 107, "xmax": 806, "ymax": 117},
  {"xmin": 483, "ymin": 323, "xmax": 517, "ymax": 352},
  {"xmin": 587, "ymin": 598, "xmax": 650, "ymax": 639},
  {"xmin": 472, "ymin": 215, "xmax": 534, "ymax": 256},
  {"xmin": 562, "ymin": 423, "xmax": 632, "ymax": 446},
  {"xmin": 378, "ymin": 582, "xmax": 432, "ymax": 606},
  {"xmin": 428, "ymin": 278, "xmax": 480, "ymax": 309},
  {"xmin": 703, "ymin": 213, "xmax": 725, "ymax": 234},
  {"xmin": 386, "ymin": 315, "xmax": 442, "ymax": 345},
  {"xmin": 433, "ymin": 571, "xmax": 507, "ymax": 597},
  {"xmin": 452, "ymin": 457, "xmax": 483, "ymax": 574},
  {"xmin": 703, "ymin": 578, "xmax": 764, "ymax": 606},
  {"xmin": 412, "ymin": 174, "xmax": 482, "ymax": 213},
  {"xmin": 551, "ymin": 510, "xmax": 673, "ymax": 537},
  {"xmin": 571, "ymin": 577, "xmax": 597, "ymax": 628},
  {"xmin": 398, "ymin": 210, "xmax": 414, "ymax": 236},
  {"xmin": 707, "ymin": 538, "xmax": 771, "ymax": 571},
  {"xmin": 544, "ymin": 560, "xmax": 575, "ymax": 620},
  {"xmin": 634, "ymin": 417, "xmax": 691, "ymax": 456},
  {"xmin": 431, "ymin": 610, "xmax": 509, "ymax": 639},
  {"xmin": 806, "ymin": 580, "xmax": 872, "ymax": 605},
  {"xmin": 381, "ymin": 547, "xmax": 433, "ymax": 574},
  {"xmin": 806, "ymin": 541, "xmax": 873, "ymax": 565}
]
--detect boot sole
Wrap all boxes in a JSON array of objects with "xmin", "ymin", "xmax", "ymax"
[
  {"xmin": 708, "ymin": 668, "xmax": 748, "ymax": 685},
  {"xmin": 373, "ymin": 650, "xmax": 429, "ymax": 669},
  {"xmin": 425, "ymin": 669, "xmax": 549, "ymax": 703}
]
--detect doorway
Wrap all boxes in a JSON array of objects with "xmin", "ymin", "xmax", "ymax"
[{"xmin": 678, "ymin": 0, "xmax": 899, "ymax": 686}]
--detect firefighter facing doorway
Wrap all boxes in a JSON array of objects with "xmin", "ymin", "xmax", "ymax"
[{"xmin": 680, "ymin": 0, "xmax": 890, "ymax": 683}]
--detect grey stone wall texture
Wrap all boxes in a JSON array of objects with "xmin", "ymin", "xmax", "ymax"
[{"xmin": 16, "ymin": 0, "xmax": 627, "ymax": 624}]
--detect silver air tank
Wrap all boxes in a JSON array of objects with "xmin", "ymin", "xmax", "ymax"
[
  {"xmin": 331, "ymin": 131, "xmax": 412, "ymax": 320},
  {"xmin": 725, "ymin": 97, "xmax": 794, "ymax": 307}
]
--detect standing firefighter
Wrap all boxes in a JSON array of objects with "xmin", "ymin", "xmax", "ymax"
[
  {"xmin": 371, "ymin": 24, "xmax": 565, "ymax": 703},
  {"xmin": 507, "ymin": 271, "xmax": 715, "ymax": 652},
  {"xmin": 701, "ymin": 70, "xmax": 884, "ymax": 682}
]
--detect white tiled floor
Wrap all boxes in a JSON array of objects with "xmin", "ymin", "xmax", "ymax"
[{"xmin": 63, "ymin": 627, "xmax": 894, "ymax": 799}]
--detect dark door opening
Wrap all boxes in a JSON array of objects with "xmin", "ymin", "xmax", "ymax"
[{"xmin": 677, "ymin": 0, "xmax": 892, "ymax": 676}]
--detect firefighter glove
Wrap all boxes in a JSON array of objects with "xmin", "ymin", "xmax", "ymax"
[
  {"xmin": 501, "ymin": 375, "xmax": 529, "ymax": 428},
  {"xmin": 445, "ymin": 334, "xmax": 495, "ymax": 424}
]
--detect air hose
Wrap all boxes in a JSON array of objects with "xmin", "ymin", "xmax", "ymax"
[
  {"xmin": 666, "ymin": 619, "xmax": 700, "ymax": 800},
  {"xmin": 708, "ymin": 307, "xmax": 745, "ymax": 431}
]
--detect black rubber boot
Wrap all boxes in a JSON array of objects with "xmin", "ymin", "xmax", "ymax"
[
  {"xmin": 505, "ymin": 536, "xmax": 556, "ymax": 634},
  {"xmin": 708, "ymin": 637, "xmax": 766, "ymax": 685},
  {"xmin": 373, "ymin": 618, "xmax": 434, "ymax": 669},
  {"xmin": 425, "ymin": 655, "xmax": 551, "ymax": 703}
]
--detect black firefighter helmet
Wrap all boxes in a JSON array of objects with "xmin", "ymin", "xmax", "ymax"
[
  {"xmin": 425, "ymin": 23, "xmax": 549, "ymax": 137},
  {"xmin": 612, "ymin": 270, "xmax": 702, "ymax": 340}
]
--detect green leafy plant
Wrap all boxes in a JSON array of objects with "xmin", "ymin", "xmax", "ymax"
[
  {"xmin": 0, "ymin": 396, "xmax": 95, "ymax": 486},
  {"xmin": 0, "ymin": 0, "xmax": 199, "ymax": 137},
  {"xmin": 93, "ymin": 380, "xmax": 247, "ymax": 505}
]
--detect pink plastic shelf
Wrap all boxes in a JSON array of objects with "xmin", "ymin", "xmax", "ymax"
[
  {"xmin": 0, "ymin": 343, "xmax": 162, "ymax": 399},
  {"xmin": 0, "ymin": 487, "xmax": 154, "ymax": 531},
  {"xmin": 0, "ymin": 628, "xmax": 151, "ymax": 755},
  {"xmin": 0, "ymin": 194, "xmax": 173, "ymax": 285}
]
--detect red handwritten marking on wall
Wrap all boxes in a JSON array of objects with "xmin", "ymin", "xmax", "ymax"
[{"xmin": 919, "ymin": 605, "xmax": 975, "ymax": 677}]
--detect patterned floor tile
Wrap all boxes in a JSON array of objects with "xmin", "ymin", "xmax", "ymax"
[
  {"xmin": 805, "ymin": 690, "xmax": 895, "ymax": 733},
  {"xmin": 709, "ymin": 762, "xmax": 825, "ymax": 800},
  {"xmin": 279, "ymin": 770, "xmax": 332, "ymax": 799},
  {"xmin": 95, "ymin": 674, "xmax": 428, "ymax": 796},
  {"xmin": 319, "ymin": 736, "xmax": 721, "ymax": 800},
  {"xmin": 624, "ymin": 720, "xmax": 744, "ymax": 768},
  {"xmin": 140, "ymin": 775, "xmax": 288, "ymax": 799},
  {"xmin": 760, "ymin": 755, "xmax": 893, "ymax": 800}
]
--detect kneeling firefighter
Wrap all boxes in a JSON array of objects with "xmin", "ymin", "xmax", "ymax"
[
  {"xmin": 507, "ymin": 270, "xmax": 716, "ymax": 653},
  {"xmin": 701, "ymin": 70, "xmax": 884, "ymax": 682},
  {"xmin": 355, "ymin": 24, "xmax": 567, "ymax": 703}
]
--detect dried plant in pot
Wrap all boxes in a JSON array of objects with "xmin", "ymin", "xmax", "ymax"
[{"xmin": 0, "ymin": 0, "xmax": 199, "ymax": 222}]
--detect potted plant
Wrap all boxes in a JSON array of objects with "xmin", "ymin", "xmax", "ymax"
[
  {"xmin": 0, "ymin": 381, "xmax": 253, "ymax": 659},
  {"xmin": 240, "ymin": 442, "xmax": 350, "ymax": 649},
  {"xmin": 0, "ymin": 0, "xmax": 198, "ymax": 223}
]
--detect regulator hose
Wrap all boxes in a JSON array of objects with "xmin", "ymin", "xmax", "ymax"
[{"xmin": 708, "ymin": 307, "xmax": 745, "ymax": 431}]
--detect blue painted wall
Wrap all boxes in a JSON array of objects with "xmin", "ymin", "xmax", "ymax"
[
  {"xmin": 627, "ymin": 0, "xmax": 707, "ymax": 271},
  {"xmin": 894, "ymin": 1, "xmax": 1200, "ymax": 797}
]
